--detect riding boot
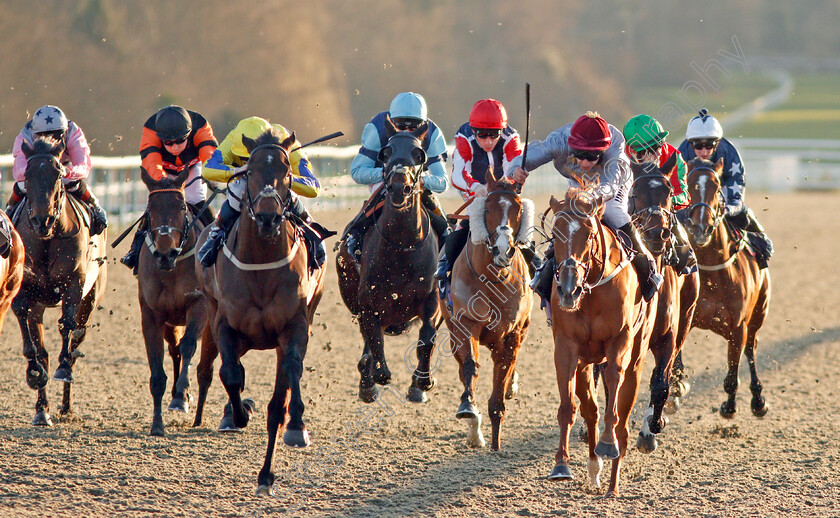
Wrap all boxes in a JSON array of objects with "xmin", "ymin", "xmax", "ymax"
[
  {"xmin": 620, "ymin": 223, "xmax": 664, "ymax": 302},
  {"xmin": 421, "ymin": 190, "xmax": 451, "ymax": 250},
  {"xmin": 120, "ymin": 219, "xmax": 148, "ymax": 273},
  {"xmin": 345, "ymin": 212, "xmax": 372, "ymax": 264},
  {"xmin": 529, "ymin": 242, "xmax": 555, "ymax": 309},
  {"xmin": 4, "ymin": 183, "xmax": 25, "ymax": 221},
  {"xmin": 743, "ymin": 208, "xmax": 773, "ymax": 268},
  {"xmin": 671, "ymin": 218, "xmax": 697, "ymax": 275},
  {"xmin": 294, "ymin": 201, "xmax": 333, "ymax": 269},
  {"xmin": 197, "ymin": 201, "xmax": 240, "ymax": 267},
  {"xmin": 68, "ymin": 180, "xmax": 107, "ymax": 235},
  {"xmin": 520, "ymin": 241, "xmax": 539, "ymax": 279}
]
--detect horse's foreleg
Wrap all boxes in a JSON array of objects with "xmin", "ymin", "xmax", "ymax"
[
  {"xmin": 720, "ymin": 325, "xmax": 748, "ymax": 418},
  {"xmin": 141, "ymin": 304, "xmax": 167, "ymax": 436},
  {"xmin": 549, "ymin": 338, "xmax": 578, "ymax": 481},
  {"xmin": 488, "ymin": 331, "xmax": 522, "ymax": 451},
  {"xmin": 218, "ymin": 322, "xmax": 249, "ymax": 429},
  {"xmin": 746, "ymin": 285, "xmax": 770, "ymax": 417},
  {"xmin": 257, "ymin": 354, "xmax": 292, "ymax": 495},
  {"xmin": 407, "ymin": 296, "xmax": 439, "ymax": 403},
  {"xmin": 357, "ymin": 311, "xmax": 385, "ymax": 402},
  {"xmin": 282, "ymin": 312, "xmax": 310, "ymax": 448},
  {"xmin": 54, "ymin": 289, "xmax": 81, "ymax": 384},
  {"xmin": 668, "ymin": 272, "xmax": 699, "ymax": 412},
  {"xmin": 173, "ymin": 312, "xmax": 202, "ymax": 411},
  {"xmin": 641, "ymin": 329, "xmax": 675, "ymax": 450},
  {"xmin": 193, "ymin": 324, "xmax": 217, "ymax": 427},
  {"xmin": 13, "ymin": 294, "xmax": 49, "ymax": 391},
  {"xmin": 574, "ymin": 363, "xmax": 602, "ymax": 487},
  {"xmin": 596, "ymin": 338, "xmax": 629, "ymax": 461},
  {"xmin": 165, "ymin": 326, "xmax": 181, "ymax": 400}
]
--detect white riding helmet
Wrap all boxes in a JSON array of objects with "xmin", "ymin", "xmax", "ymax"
[
  {"xmin": 686, "ymin": 109, "xmax": 723, "ymax": 140},
  {"xmin": 30, "ymin": 105, "xmax": 69, "ymax": 134},
  {"xmin": 389, "ymin": 92, "xmax": 427, "ymax": 121}
]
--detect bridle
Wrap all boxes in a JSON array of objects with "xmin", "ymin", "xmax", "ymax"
[
  {"xmin": 630, "ymin": 172, "xmax": 675, "ymax": 248},
  {"xmin": 552, "ymin": 212, "xmax": 604, "ymax": 295},
  {"xmin": 144, "ymin": 188, "xmax": 194, "ymax": 262},
  {"xmin": 25, "ymin": 153, "xmax": 67, "ymax": 232},
  {"xmin": 238, "ymin": 143, "xmax": 294, "ymax": 222},
  {"xmin": 681, "ymin": 166, "xmax": 726, "ymax": 242}
]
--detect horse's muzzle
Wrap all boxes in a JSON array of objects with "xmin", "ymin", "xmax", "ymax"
[
  {"xmin": 153, "ymin": 248, "xmax": 179, "ymax": 271},
  {"xmin": 254, "ymin": 212, "xmax": 284, "ymax": 237},
  {"xmin": 29, "ymin": 215, "xmax": 55, "ymax": 237}
]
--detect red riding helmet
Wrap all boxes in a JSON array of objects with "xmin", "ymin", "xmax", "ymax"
[
  {"xmin": 568, "ymin": 111, "xmax": 611, "ymax": 151},
  {"xmin": 469, "ymin": 99, "xmax": 507, "ymax": 129}
]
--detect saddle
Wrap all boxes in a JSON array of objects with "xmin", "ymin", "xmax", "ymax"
[{"xmin": 287, "ymin": 213, "xmax": 336, "ymax": 271}]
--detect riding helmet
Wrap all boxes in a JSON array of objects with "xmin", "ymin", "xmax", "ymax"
[
  {"xmin": 389, "ymin": 92, "xmax": 427, "ymax": 121},
  {"xmin": 685, "ymin": 109, "xmax": 723, "ymax": 141},
  {"xmin": 568, "ymin": 111, "xmax": 611, "ymax": 151},
  {"xmin": 469, "ymin": 99, "xmax": 507, "ymax": 129},
  {"xmin": 30, "ymin": 105, "xmax": 69, "ymax": 134},
  {"xmin": 231, "ymin": 116, "xmax": 272, "ymax": 157},
  {"xmin": 154, "ymin": 105, "xmax": 192, "ymax": 142},
  {"xmin": 623, "ymin": 114, "xmax": 669, "ymax": 150}
]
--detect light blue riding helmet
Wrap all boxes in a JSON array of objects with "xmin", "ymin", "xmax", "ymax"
[{"xmin": 389, "ymin": 92, "xmax": 427, "ymax": 121}]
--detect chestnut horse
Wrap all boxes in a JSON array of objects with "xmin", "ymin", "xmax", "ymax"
[
  {"xmin": 135, "ymin": 166, "xmax": 208, "ymax": 436},
  {"xmin": 546, "ymin": 188, "xmax": 655, "ymax": 496},
  {"xmin": 336, "ymin": 124, "xmax": 442, "ymax": 404},
  {"xmin": 194, "ymin": 129, "xmax": 326, "ymax": 494},
  {"xmin": 681, "ymin": 158, "xmax": 770, "ymax": 418},
  {"xmin": 629, "ymin": 161, "xmax": 699, "ymax": 453},
  {"xmin": 0, "ymin": 212, "xmax": 25, "ymax": 333},
  {"xmin": 443, "ymin": 170, "xmax": 534, "ymax": 450},
  {"xmin": 11, "ymin": 137, "xmax": 107, "ymax": 426}
]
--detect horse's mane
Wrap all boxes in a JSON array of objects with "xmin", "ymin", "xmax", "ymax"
[
  {"xmin": 493, "ymin": 176, "xmax": 519, "ymax": 193},
  {"xmin": 26, "ymin": 136, "xmax": 62, "ymax": 158},
  {"xmin": 253, "ymin": 127, "xmax": 289, "ymax": 149},
  {"xmin": 687, "ymin": 156, "xmax": 716, "ymax": 170}
]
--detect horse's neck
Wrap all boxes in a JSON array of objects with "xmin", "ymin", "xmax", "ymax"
[
  {"xmin": 380, "ymin": 196, "xmax": 426, "ymax": 246},
  {"xmin": 54, "ymin": 196, "xmax": 80, "ymax": 237},
  {"xmin": 696, "ymin": 215, "xmax": 733, "ymax": 265},
  {"xmin": 588, "ymin": 224, "xmax": 622, "ymax": 282},
  {"xmin": 234, "ymin": 216, "xmax": 295, "ymax": 263}
]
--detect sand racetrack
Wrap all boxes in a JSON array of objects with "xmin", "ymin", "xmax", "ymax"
[{"xmin": 1, "ymin": 192, "xmax": 838, "ymax": 517}]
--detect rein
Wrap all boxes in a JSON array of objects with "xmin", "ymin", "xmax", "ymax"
[
  {"xmin": 24, "ymin": 155, "xmax": 70, "ymax": 237},
  {"xmin": 683, "ymin": 165, "xmax": 744, "ymax": 270}
]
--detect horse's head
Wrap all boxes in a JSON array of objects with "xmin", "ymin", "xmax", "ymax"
[
  {"xmin": 379, "ymin": 117, "xmax": 428, "ymax": 208},
  {"xmin": 241, "ymin": 129, "xmax": 295, "ymax": 238},
  {"xmin": 629, "ymin": 160, "xmax": 674, "ymax": 256},
  {"xmin": 141, "ymin": 166, "xmax": 192, "ymax": 271},
  {"xmin": 683, "ymin": 157, "xmax": 725, "ymax": 247},
  {"xmin": 548, "ymin": 189, "xmax": 604, "ymax": 310},
  {"xmin": 470, "ymin": 169, "xmax": 533, "ymax": 268},
  {"xmin": 21, "ymin": 136, "xmax": 67, "ymax": 237}
]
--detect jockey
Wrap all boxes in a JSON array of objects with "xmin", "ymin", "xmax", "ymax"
[
  {"xmin": 120, "ymin": 105, "xmax": 218, "ymax": 270},
  {"xmin": 677, "ymin": 109, "xmax": 773, "ymax": 268},
  {"xmin": 197, "ymin": 116, "xmax": 328, "ymax": 269},
  {"xmin": 5, "ymin": 105, "xmax": 108, "ymax": 235},
  {"xmin": 344, "ymin": 92, "xmax": 450, "ymax": 261},
  {"xmin": 622, "ymin": 114, "xmax": 697, "ymax": 275},
  {"xmin": 509, "ymin": 111, "xmax": 664, "ymax": 308},
  {"xmin": 435, "ymin": 99, "xmax": 537, "ymax": 282}
]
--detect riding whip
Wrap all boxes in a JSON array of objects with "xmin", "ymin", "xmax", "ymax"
[{"xmin": 515, "ymin": 82, "xmax": 531, "ymax": 195}]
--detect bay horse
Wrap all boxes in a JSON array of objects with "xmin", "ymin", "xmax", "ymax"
[
  {"xmin": 336, "ymin": 123, "xmax": 442, "ymax": 404},
  {"xmin": 135, "ymin": 166, "xmax": 208, "ymax": 436},
  {"xmin": 194, "ymin": 129, "xmax": 326, "ymax": 494},
  {"xmin": 546, "ymin": 187, "xmax": 655, "ymax": 496},
  {"xmin": 0, "ymin": 212, "xmax": 25, "ymax": 333},
  {"xmin": 443, "ymin": 169, "xmax": 533, "ymax": 450},
  {"xmin": 629, "ymin": 160, "xmax": 699, "ymax": 453},
  {"xmin": 681, "ymin": 157, "xmax": 770, "ymax": 418},
  {"xmin": 11, "ymin": 136, "xmax": 107, "ymax": 426}
]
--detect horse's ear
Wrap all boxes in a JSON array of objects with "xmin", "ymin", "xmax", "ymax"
[
  {"xmin": 242, "ymin": 135, "xmax": 257, "ymax": 155},
  {"xmin": 549, "ymin": 195, "xmax": 563, "ymax": 214},
  {"xmin": 485, "ymin": 167, "xmax": 498, "ymax": 189},
  {"xmin": 715, "ymin": 157, "xmax": 725, "ymax": 177},
  {"xmin": 412, "ymin": 121, "xmax": 429, "ymax": 141},
  {"xmin": 281, "ymin": 132, "xmax": 296, "ymax": 151},
  {"xmin": 384, "ymin": 115, "xmax": 397, "ymax": 139},
  {"xmin": 140, "ymin": 167, "xmax": 156, "ymax": 189},
  {"xmin": 377, "ymin": 146, "xmax": 392, "ymax": 164},
  {"xmin": 173, "ymin": 165, "xmax": 191, "ymax": 187},
  {"xmin": 21, "ymin": 140, "xmax": 33, "ymax": 158},
  {"xmin": 53, "ymin": 137, "xmax": 66, "ymax": 157}
]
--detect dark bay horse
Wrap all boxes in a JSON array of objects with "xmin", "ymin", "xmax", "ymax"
[
  {"xmin": 12, "ymin": 137, "xmax": 107, "ymax": 426},
  {"xmin": 194, "ymin": 129, "xmax": 326, "ymax": 494},
  {"xmin": 443, "ymin": 169, "xmax": 533, "ymax": 450},
  {"xmin": 629, "ymin": 161, "xmax": 699, "ymax": 453},
  {"xmin": 0, "ymin": 212, "xmax": 25, "ymax": 332},
  {"xmin": 546, "ymin": 188, "xmax": 655, "ymax": 496},
  {"xmin": 136, "ymin": 166, "xmax": 208, "ymax": 436},
  {"xmin": 681, "ymin": 158, "xmax": 771, "ymax": 418},
  {"xmin": 336, "ymin": 124, "xmax": 442, "ymax": 404}
]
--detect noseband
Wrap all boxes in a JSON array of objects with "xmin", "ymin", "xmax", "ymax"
[
  {"xmin": 552, "ymin": 214, "xmax": 602, "ymax": 295},
  {"xmin": 242, "ymin": 143, "xmax": 293, "ymax": 222},
  {"xmin": 682, "ymin": 166, "xmax": 726, "ymax": 236},
  {"xmin": 145, "ymin": 188, "xmax": 194, "ymax": 261},
  {"xmin": 630, "ymin": 172, "xmax": 674, "ymax": 245},
  {"xmin": 25, "ymin": 153, "xmax": 67, "ymax": 229}
]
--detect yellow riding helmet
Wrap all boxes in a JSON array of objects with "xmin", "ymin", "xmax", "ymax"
[{"xmin": 231, "ymin": 116, "xmax": 272, "ymax": 157}]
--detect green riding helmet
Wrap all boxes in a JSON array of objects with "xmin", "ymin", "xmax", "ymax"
[{"xmin": 623, "ymin": 114, "xmax": 669, "ymax": 151}]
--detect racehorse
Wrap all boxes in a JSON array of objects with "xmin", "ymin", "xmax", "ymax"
[
  {"xmin": 11, "ymin": 136, "xmax": 107, "ymax": 426},
  {"xmin": 135, "ymin": 166, "xmax": 208, "ymax": 436},
  {"xmin": 442, "ymin": 169, "xmax": 533, "ymax": 450},
  {"xmin": 336, "ymin": 122, "xmax": 442, "ymax": 404},
  {"xmin": 681, "ymin": 157, "xmax": 771, "ymax": 418},
  {"xmin": 546, "ymin": 187, "xmax": 655, "ymax": 496},
  {"xmin": 194, "ymin": 129, "xmax": 326, "ymax": 494},
  {"xmin": 629, "ymin": 160, "xmax": 699, "ymax": 453},
  {"xmin": 0, "ymin": 212, "xmax": 25, "ymax": 333}
]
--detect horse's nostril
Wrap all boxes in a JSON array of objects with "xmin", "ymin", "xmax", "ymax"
[{"xmin": 403, "ymin": 185, "xmax": 411, "ymax": 195}]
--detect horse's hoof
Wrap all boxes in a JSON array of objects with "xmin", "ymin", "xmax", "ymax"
[
  {"xmin": 505, "ymin": 371, "xmax": 520, "ymax": 400},
  {"xmin": 587, "ymin": 457, "xmax": 603, "ymax": 488},
  {"xmin": 455, "ymin": 400, "xmax": 479, "ymax": 420},
  {"xmin": 406, "ymin": 385, "xmax": 428, "ymax": 403},
  {"xmin": 674, "ymin": 379, "xmax": 691, "ymax": 398},
  {"xmin": 594, "ymin": 440, "xmax": 620, "ymax": 460},
  {"xmin": 243, "ymin": 398, "xmax": 257, "ymax": 414},
  {"xmin": 150, "ymin": 423, "xmax": 165, "ymax": 437},
  {"xmin": 548, "ymin": 464, "xmax": 574, "ymax": 480},
  {"xmin": 255, "ymin": 485, "xmax": 272, "ymax": 497},
  {"xmin": 636, "ymin": 432, "xmax": 657, "ymax": 454},
  {"xmin": 466, "ymin": 414, "xmax": 484, "ymax": 448},
  {"xmin": 32, "ymin": 411, "xmax": 53, "ymax": 427},
  {"xmin": 664, "ymin": 397, "xmax": 681, "ymax": 415},
  {"xmin": 168, "ymin": 398, "xmax": 189, "ymax": 413},
  {"xmin": 719, "ymin": 401, "xmax": 737, "ymax": 419},
  {"xmin": 53, "ymin": 365, "xmax": 74, "ymax": 384},
  {"xmin": 358, "ymin": 383, "xmax": 379, "ymax": 403},
  {"xmin": 284, "ymin": 429, "xmax": 311, "ymax": 448},
  {"xmin": 751, "ymin": 397, "xmax": 769, "ymax": 418},
  {"xmin": 26, "ymin": 365, "xmax": 49, "ymax": 390},
  {"xmin": 218, "ymin": 415, "xmax": 243, "ymax": 433},
  {"xmin": 415, "ymin": 375, "xmax": 436, "ymax": 392}
]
